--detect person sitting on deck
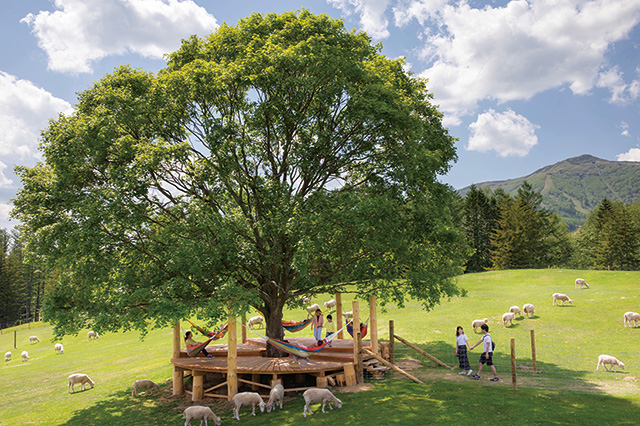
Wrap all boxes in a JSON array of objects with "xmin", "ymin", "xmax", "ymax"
[{"xmin": 184, "ymin": 331, "xmax": 214, "ymax": 358}]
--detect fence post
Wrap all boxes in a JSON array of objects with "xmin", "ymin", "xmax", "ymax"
[
  {"xmin": 14, "ymin": 330, "xmax": 17, "ymax": 349},
  {"xmin": 369, "ymin": 295, "xmax": 378, "ymax": 354},
  {"xmin": 530, "ymin": 329, "xmax": 537, "ymax": 375},
  {"xmin": 389, "ymin": 320, "xmax": 395, "ymax": 364},
  {"xmin": 336, "ymin": 292, "xmax": 344, "ymax": 339},
  {"xmin": 510, "ymin": 337, "xmax": 517, "ymax": 390},
  {"xmin": 356, "ymin": 331, "xmax": 364, "ymax": 384},
  {"xmin": 352, "ymin": 300, "xmax": 360, "ymax": 370}
]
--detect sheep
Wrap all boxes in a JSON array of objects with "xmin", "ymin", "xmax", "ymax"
[
  {"xmin": 68, "ymin": 373, "xmax": 95, "ymax": 393},
  {"xmin": 29, "ymin": 336, "xmax": 40, "ymax": 344},
  {"xmin": 306, "ymin": 303, "xmax": 321, "ymax": 316},
  {"xmin": 131, "ymin": 379, "xmax": 160, "ymax": 396},
  {"xmin": 552, "ymin": 293, "xmax": 572, "ymax": 306},
  {"xmin": 54, "ymin": 343, "xmax": 64, "ymax": 354},
  {"xmin": 501, "ymin": 312, "xmax": 515, "ymax": 327},
  {"xmin": 87, "ymin": 331, "xmax": 99, "ymax": 340},
  {"xmin": 21, "ymin": 351, "xmax": 29, "ymax": 362},
  {"xmin": 597, "ymin": 354, "xmax": 625, "ymax": 372},
  {"xmin": 509, "ymin": 306, "xmax": 522, "ymax": 317},
  {"xmin": 623, "ymin": 311, "xmax": 640, "ymax": 327},
  {"xmin": 523, "ymin": 303, "xmax": 535, "ymax": 318},
  {"xmin": 471, "ymin": 318, "xmax": 488, "ymax": 333},
  {"xmin": 342, "ymin": 310, "xmax": 353, "ymax": 319},
  {"xmin": 183, "ymin": 406, "xmax": 221, "ymax": 426},
  {"xmin": 232, "ymin": 391, "xmax": 265, "ymax": 420},
  {"xmin": 247, "ymin": 315, "xmax": 264, "ymax": 329},
  {"xmin": 302, "ymin": 388, "xmax": 342, "ymax": 418},
  {"xmin": 267, "ymin": 383, "xmax": 285, "ymax": 413},
  {"xmin": 575, "ymin": 278, "xmax": 589, "ymax": 289},
  {"xmin": 324, "ymin": 299, "xmax": 336, "ymax": 310},
  {"xmin": 300, "ymin": 295, "xmax": 312, "ymax": 304},
  {"xmin": 4, "ymin": 351, "xmax": 11, "ymax": 362}
]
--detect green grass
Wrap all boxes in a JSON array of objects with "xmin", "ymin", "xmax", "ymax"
[{"xmin": 1, "ymin": 269, "xmax": 639, "ymax": 425}]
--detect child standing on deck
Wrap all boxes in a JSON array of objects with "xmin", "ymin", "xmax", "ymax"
[
  {"xmin": 311, "ymin": 309, "xmax": 324, "ymax": 342},
  {"xmin": 325, "ymin": 314, "xmax": 335, "ymax": 346},
  {"xmin": 454, "ymin": 326, "xmax": 473, "ymax": 376}
]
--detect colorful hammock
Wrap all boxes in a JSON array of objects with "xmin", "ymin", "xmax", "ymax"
[
  {"xmin": 249, "ymin": 326, "xmax": 345, "ymax": 358},
  {"xmin": 282, "ymin": 318, "xmax": 312, "ymax": 333},
  {"xmin": 346, "ymin": 318, "xmax": 369, "ymax": 339},
  {"xmin": 185, "ymin": 320, "xmax": 229, "ymax": 357}
]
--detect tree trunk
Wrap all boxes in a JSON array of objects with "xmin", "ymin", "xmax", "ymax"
[{"xmin": 264, "ymin": 302, "xmax": 287, "ymax": 358}]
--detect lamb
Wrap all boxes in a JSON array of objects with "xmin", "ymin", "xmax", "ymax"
[
  {"xmin": 4, "ymin": 351, "xmax": 11, "ymax": 362},
  {"xmin": 232, "ymin": 391, "xmax": 265, "ymax": 420},
  {"xmin": 131, "ymin": 379, "xmax": 160, "ymax": 396},
  {"xmin": 523, "ymin": 303, "xmax": 535, "ymax": 318},
  {"xmin": 21, "ymin": 351, "xmax": 29, "ymax": 362},
  {"xmin": 68, "ymin": 373, "xmax": 95, "ymax": 393},
  {"xmin": 29, "ymin": 336, "xmax": 40, "ymax": 344},
  {"xmin": 471, "ymin": 318, "xmax": 488, "ymax": 332},
  {"xmin": 247, "ymin": 315, "xmax": 264, "ymax": 329},
  {"xmin": 302, "ymin": 388, "xmax": 342, "ymax": 418},
  {"xmin": 509, "ymin": 306, "xmax": 522, "ymax": 317},
  {"xmin": 323, "ymin": 299, "xmax": 336, "ymax": 310},
  {"xmin": 575, "ymin": 278, "xmax": 589, "ymax": 289},
  {"xmin": 623, "ymin": 311, "xmax": 640, "ymax": 327},
  {"xmin": 300, "ymin": 295, "xmax": 312, "ymax": 304},
  {"xmin": 183, "ymin": 406, "xmax": 221, "ymax": 426},
  {"xmin": 342, "ymin": 310, "xmax": 353, "ymax": 319},
  {"xmin": 597, "ymin": 354, "xmax": 625, "ymax": 372},
  {"xmin": 552, "ymin": 293, "xmax": 572, "ymax": 306},
  {"xmin": 501, "ymin": 312, "xmax": 515, "ymax": 327},
  {"xmin": 87, "ymin": 331, "xmax": 99, "ymax": 340},
  {"xmin": 306, "ymin": 303, "xmax": 321, "ymax": 316},
  {"xmin": 54, "ymin": 343, "xmax": 64, "ymax": 354},
  {"xmin": 267, "ymin": 383, "xmax": 285, "ymax": 413}
]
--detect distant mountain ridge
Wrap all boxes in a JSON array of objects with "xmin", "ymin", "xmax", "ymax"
[{"xmin": 459, "ymin": 154, "xmax": 640, "ymax": 230}]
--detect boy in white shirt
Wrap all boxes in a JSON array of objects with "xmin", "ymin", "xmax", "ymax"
[{"xmin": 470, "ymin": 323, "xmax": 499, "ymax": 381}]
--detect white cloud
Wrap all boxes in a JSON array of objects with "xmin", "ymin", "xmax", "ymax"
[
  {"xmin": 467, "ymin": 109, "xmax": 539, "ymax": 157},
  {"xmin": 0, "ymin": 202, "xmax": 14, "ymax": 230},
  {"xmin": 21, "ymin": 0, "xmax": 218, "ymax": 73},
  {"xmin": 393, "ymin": 0, "xmax": 448, "ymax": 27},
  {"xmin": 616, "ymin": 148, "xmax": 640, "ymax": 161},
  {"xmin": 416, "ymin": 0, "xmax": 640, "ymax": 123},
  {"xmin": 328, "ymin": 0, "xmax": 391, "ymax": 39},
  {"xmin": 597, "ymin": 67, "xmax": 640, "ymax": 104}
]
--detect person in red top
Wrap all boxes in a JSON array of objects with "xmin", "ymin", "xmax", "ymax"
[{"xmin": 311, "ymin": 309, "xmax": 323, "ymax": 342}]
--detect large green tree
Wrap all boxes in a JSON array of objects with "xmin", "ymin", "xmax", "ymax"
[
  {"xmin": 12, "ymin": 11, "xmax": 466, "ymax": 354},
  {"xmin": 461, "ymin": 185, "xmax": 498, "ymax": 272}
]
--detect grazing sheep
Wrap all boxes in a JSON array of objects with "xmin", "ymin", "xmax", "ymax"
[
  {"xmin": 131, "ymin": 379, "xmax": 160, "ymax": 396},
  {"xmin": 68, "ymin": 374, "xmax": 95, "ymax": 393},
  {"xmin": 87, "ymin": 331, "xmax": 99, "ymax": 340},
  {"xmin": 324, "ymin": 299, "xmax": 336, "ymax": 310},
  {"xmin": 501, "ymin": 312, "xmax": 515, "ymax": 326},
  {"xmin": 303, "ymin": 388, "xmax": 342, "ymax": 418},
  {"xmin": 54, "ymin": 343, "xmax": 64, "ymax": 354},
  {"xmin": 4, "ymin": 351, "xmax": 11, "ymax": 362},
  {"xmin": 300, "ymin": 295, "xmax": 312, "ymax": 304},
  {"xmin": 552, "ymin": 293, "xmax": 572, "ymax": 306},
  {"xmin": 471, "ymin": 318, "xmax": 488, "ymax": 333},
  {"xmin": 232, "ymin": 392, "xmax": 265, "ymax": 420},
  {"xmin": 509, "ymin": 306, "xmax": 521, "ymax": 316},
  {"xmin": 575, "ymin": 278, "xmax": 589, "ymax": 289},
  {"xmin": 183, "ymin": 406, "xmax": 221, "ymax": 426},
  {"xmin": 597, "ymin": 354, "xmax": 625, "ymax": 372},
  {"xmin": 306, "ymin": 303, "xmax": 321, "ymax": 316},
  {"xmin": 342, "ymin": 310, "xmax": 353, "ymax": 319},
  {"xmin": 267, "ymin": 383, "xmax": 285, "ymax": 413},
  {"xmin": 247, "ymin": 315, "xmax": 264, "ymax": 329},
  {"xmin": 29, "ymin": 336, "xmax": 40, "ymax": 344},
  {"xmin": 523, "ymin": 303, "xmax": 535, "ymax": 318},
  {"xmin": 21, "ymin": 351, "xmax": 29, "ymax": 362},
  {"xmin": 623, "ymin": 312, "xmax": 640, "ymax": 327}
]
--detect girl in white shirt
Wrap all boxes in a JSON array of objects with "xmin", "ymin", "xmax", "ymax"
[{"xmin": 454, "ymin": 326, "xmax": 473, "ymax": 376}]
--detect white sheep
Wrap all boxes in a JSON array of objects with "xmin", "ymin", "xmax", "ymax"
[
  {"xmin": 523, "ymin": 303, "xmax": 535, "ymax": 318},
  {"xmin": 509, "ymin": 306, "xmax": 521, "ymax": 316},
  {"xmin": 54, "ymin": 343, "xmax": 64, "ymax": 354},
  {"xmin": 183, "ymin": 406, "xmax": 221, "ymax": 426},
  {"xmin": 29, "ymin": 336, "xmax": 40, "ymax": 344},
  {"xmin": 303, "ymin": 388, "xmax": 342, "ymax": 418},
  {"xmin": 21, "ymin": 351, "xmax": 29, "ymax": 362},
  {"xmin": 342, "ymin": 310, "xmax": 353, "ymax": 319},
  {"xmin": 552, "ymin": 293, "xmax": 572, "ymax": 306},
  {"xmin": 87, "ymin": 330, "xmax": 99, "ymax": 340},
  {"xmin": 4, "ymin": 351, "xmax": 11, "ymax": 362},
  {"xmin": 501, "ymin": 312, "xmax": 515, "ymax": 326},
  {"xmin": 247, "ymin": 315, "xmax": 264, "ymax": 329},
  {"xmin": 300, "ymin": 295, "xmax": 312, "ymax": 304},
  {"xmin": 575, "ymin": 278, "xmax": 589, "ymax": 289},
  {"xmin": 68, "ymin": 373, "xmax": 95, "ymax": 393},
  {"xmin": 323, "ymin": 299, "xmax": 336, "ymax": 310},
  {"xmin": 471, "ymin": 318, "xmax": 488, "ymax": 332},
  {"xmin": 131, "ymin": 379, "xmax": 160, "ymax": 396},
  {"xmin": 306, "ymin": 303, "xmax": 321, "ymax": 316},
  {"xmin": 232, "ymin": 391, "xmax": 265, "ymax": 420},
  {"xmin": 267, "ymin": 383, "xmax": 284, "ymax": 413},
  {"xmin": 623, "ymin": 311, "xmax": 640, "ymax": 327},
  {"xmin": 597, "ymin": 354, "xmax": 625, "ymax": 372}
]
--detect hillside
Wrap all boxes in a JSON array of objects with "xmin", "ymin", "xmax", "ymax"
[{"xmin": 459, "ymin": 154, "xmax": 640, "ymax": 230}]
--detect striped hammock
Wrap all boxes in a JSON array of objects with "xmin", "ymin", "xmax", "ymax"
[
  {"xmin": 346, "ymin": 318, "xmax": 368, "ymax": 339},
  {"xmin": 250, "ymin": 326, "xmax": 345, "ymax": 358},
  {"xmin": 185, "ymin": 320, "xmax": 229, "ymax": 357},
  {"xmin": 282, "ymin": 318, "xmax": 312, "ymax": 332}
]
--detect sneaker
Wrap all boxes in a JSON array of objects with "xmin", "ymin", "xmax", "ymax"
[
  {"xmin": 458, "ymin": 371, "xmax": 466, "ymax": 375},
  {"xmin": 206, "ymin": 354, "xmax": 214, "ymax": 358},
  {"xmin": 490, "ymin": 377, "xmax": 500, "ymax": 382},
  {"xmin": 470, "ymin": 374, "xmax": 480, "ymax": 379},
  {"xmin": 467, "ymin": 369, "xmax": 473, "ymax": 376}
]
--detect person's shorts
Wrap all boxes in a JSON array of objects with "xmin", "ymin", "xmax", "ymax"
[
  {"xmin": 326, "ymin": 332, "xmax": 334, "ymax": 338},
  {"xmin": 480, "ymin": 352, "xmax": 493, "ymax": 366}
]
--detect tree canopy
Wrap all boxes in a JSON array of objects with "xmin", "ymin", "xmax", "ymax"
[{"xmin": 12, "ymin": 10, "xmax": 467, "ymax": 351}]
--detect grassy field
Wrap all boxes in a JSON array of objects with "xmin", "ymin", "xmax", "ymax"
[{"xmin": 1, "ymin": 269, "xmax": 639, "ymax": 425}]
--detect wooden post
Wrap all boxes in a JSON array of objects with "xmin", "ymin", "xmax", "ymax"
[
  {"xmin": 192, "ymin": 371, "xmax": 204, "ymax": 401},
  {"xmin": 336, "ymin": 292, "xmax": 344, "ymax": 339},
  {"xmin": 172, "ymin": 322, "xmax": 184, "ymax": 395},
  {"xmin": 227, "ymin": 314, "xmax": 238, "ymax": 400},
  {"xmin": 510, "ymin": 337, "xmax": 517, "ymax": 390},
  {"xmin": 14, "ymin": 330, "xmax": 17, "ymax": 349},
  {"xmin": 361, "ymin": 348, "xmax": 424, "ymax": 384},
  {"xmin": 389, "ymin": 320, "xmax": 395, "ymax": 364},
  {"xmin": 394, "ymin": 334, "xmax": 455, "ymax": 370},
  {"xmin": 369, "ymin": 295, "xmax": 378, "ymax": 354},
  {"xmin": 241, "ymin": 313, "xmax": 247, "ymax": 344},
  {"xmin": 530, "ymin": 329, "xmax": 537, "ymax": 375},
  {"xmin": 356, "ymin": 331, "xmax": 364, "ymax": 384},
  {"xmin": 352, "ymin": 300, "xmax": 360, "ymax": 369}
]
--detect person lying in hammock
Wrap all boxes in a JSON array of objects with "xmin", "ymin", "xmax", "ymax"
[{"xmin": 184, "ymin": 331, "xmax": 214, "ymax": 358}]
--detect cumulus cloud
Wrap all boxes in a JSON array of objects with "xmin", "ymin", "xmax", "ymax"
[
  {"xmin": 393, "ymin": 0, "xmax": 448, "ymax": 26},
  {"xmin": 0, "ymin": 202, "xmax": 14, "ymax": 230},
  {"xmin": 597, "ymin": 67, "xmax": 640, "ymax": 104},
  {"xmin": 21, "ymin": 0, "xmax": 218, "ymax": 73},
  {"xmin": 467, "ymin": 109, "xmax": 539, "ymax": 157},
  {"xmin": 328, "ymin": 0, "xmax": 391, "ymax": 39},
  {"xmin": 616, "ymin": 148, "xmax": 640, "ymax": 161}
]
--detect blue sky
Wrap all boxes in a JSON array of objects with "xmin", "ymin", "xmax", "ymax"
[{"xmin": 1, "ymin": 0, "xmax": 640, "ymax": 230}]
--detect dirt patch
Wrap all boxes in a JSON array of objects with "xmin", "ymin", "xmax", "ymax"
[
  {"xmin": 337, "ymin": 383, "xmax": 373, "ymax": 393},
  {"xmin": 395, "ymin": 357, "xmax": 424, "ymax": 370}
]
